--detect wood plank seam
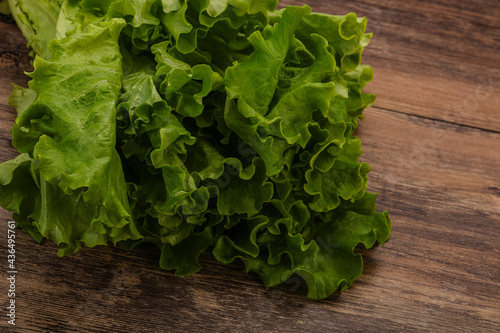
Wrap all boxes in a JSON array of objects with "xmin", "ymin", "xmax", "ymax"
[{"xmin": 370, "ymin": 106, "xmax": 500, "ymax": 135}]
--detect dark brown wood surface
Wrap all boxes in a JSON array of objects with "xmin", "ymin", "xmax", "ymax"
[{"xmin": 0, "ymin": 1, "xmax": 499, "ymax": 332}]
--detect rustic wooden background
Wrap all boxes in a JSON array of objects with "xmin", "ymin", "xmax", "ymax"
[{"xmin": 1, "ymin": 0, "xmax": 499, "ymax": 332}]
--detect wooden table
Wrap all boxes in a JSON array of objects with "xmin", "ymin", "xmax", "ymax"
[{"xmin": 1, "ymin": 0, "xmax": 499, "ymax": 331}]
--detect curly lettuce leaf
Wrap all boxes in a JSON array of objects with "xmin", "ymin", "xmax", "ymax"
[
  {"xmin": 0, "ymin": 0, "xmax": 10, "ymax": 15},
  {"xmin": 7, "ymin": 18, "xmax": 142, "ymax": 253},
  {"xmin": 2, "ymin": 0, "xmax": 391, "ymax": 300},
  {"xmin": 225, "ymin": 5, "xmax": 310, "ymax": 115},
  {"xmin": 7, "ymin": 0, "xmax": 62, "ymax": 58}
]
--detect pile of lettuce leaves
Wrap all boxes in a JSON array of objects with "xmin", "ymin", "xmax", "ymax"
[{"xmin": 0, "ymin": 0, "xmax": 391, "ymax": 299}]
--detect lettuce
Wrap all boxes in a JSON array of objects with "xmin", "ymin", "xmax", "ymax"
[
  {"xmin": 1, "ymin": 0, "xmax": 391, "ymax": 299},
  {"xmin": 0, "ymin": 0, "xmax": 10, "ymax": 16}
]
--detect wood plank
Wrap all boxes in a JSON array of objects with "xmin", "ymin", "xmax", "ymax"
[
  {"xmin": 0, "ymin": 108, "xmax": 498, "ymax": 332},
  {"xmin": 280, "ymin": 0, "xmax": 500, "ymax": 132}
]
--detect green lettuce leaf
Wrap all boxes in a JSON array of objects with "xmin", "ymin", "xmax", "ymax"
[
  {"xmin": 2, "ymin": 0, "xmax": 391, "ymax": 299},
  {"xmin": 0, "ymin": 0, "xmax": 10, "ymax": 15},
  {"xmin": 8, "ymin": 17, "xmax": 142, "ymax": 254},
  {"xmin": 7, "ymin": 0, "xmax": 62, "ymax": 58}
]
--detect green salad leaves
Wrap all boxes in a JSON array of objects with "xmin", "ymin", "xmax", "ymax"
[{"xmin": 1, "ymin": 0, "xmax": 391, "ymax": 299}]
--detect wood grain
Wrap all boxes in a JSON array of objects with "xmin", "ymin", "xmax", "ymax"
[{"xmin": 0, "ymin": 1, "xmax": 499, "ymax": 332}]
